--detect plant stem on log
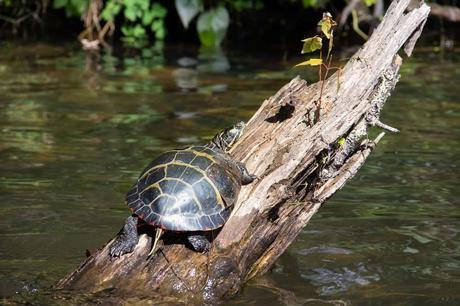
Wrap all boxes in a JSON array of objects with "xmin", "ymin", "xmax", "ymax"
[{"xmin": 55, "ymin": 0, "xmax": 430, "ymax": 304}]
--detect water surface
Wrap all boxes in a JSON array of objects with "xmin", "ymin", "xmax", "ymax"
[{"xmin": 0, "ymin": 43, "xmax": 459, "ymax": 305}]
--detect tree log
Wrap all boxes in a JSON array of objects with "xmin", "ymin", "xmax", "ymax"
[{"xmin": 55, "ymin": 0, "xmax": 430, "ymax": 303}]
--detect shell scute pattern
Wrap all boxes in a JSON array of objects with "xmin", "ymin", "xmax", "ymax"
[
  {"xmin": 191, "ymin": 179, "xmax": 220, "ymax": 212},
  {"xmin": 138, "ymin": 153, "xmax": 175, "ymax": 179},
  {"xmin": 152, "ymin": 194, "xmax": 177, "ymax": 215},
  {"xmin": 126, "ymin": 146, "xmax": 238, "ymax": 231},
  {"xmin": 135, "ymin": 205, "xmax": 153, "ymax": 220},
  {"xmin": 140, "ymin": 187, "xmax": 161, "ymax": 205},
  {"xmin": 174, "ymin": 150, "xmax": 196, "ymax": 164},
  {"xmin": 165, "ymin": 164, "xmax": 188, "ymax": 179},
  {"xmin": 180, "ymin": 166, "xmax": 203, "ymax": 185}
]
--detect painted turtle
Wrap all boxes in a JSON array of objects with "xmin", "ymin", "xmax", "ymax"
[{"xmin": 109, "ymin": 121, "xmax": 255, "ymax": 257}]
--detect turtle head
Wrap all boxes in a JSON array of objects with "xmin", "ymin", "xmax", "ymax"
[{"xmin": 211, "ymin": 121, "xmax": 246, "ymax": 152}]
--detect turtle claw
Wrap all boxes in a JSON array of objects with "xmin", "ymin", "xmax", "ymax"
[
  {"xmin": 242, "ymin": 173, "xmax": 257, "ymax": 185},
  {"xmin": 187, "ymin": 234, "xmax": 211, "ymax": 253},
  {"xmin": 109, "ymin": 215, "xmax": 139, "ymax": 259},
  {"xmin": 109, "ymin": 236, "xmax": 137, "ymax": 258},
  {"xmin": 237, "ymin": 161, "xmax": 256, "ymax": 185}
]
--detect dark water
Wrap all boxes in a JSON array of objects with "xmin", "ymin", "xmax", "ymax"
[{"xmin": 0, "ymin": 43, "xmax": 459, "ymax": 305}]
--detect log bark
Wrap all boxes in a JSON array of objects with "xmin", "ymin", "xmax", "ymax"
[{"xmin": 55, "ymin": 0, "xmax": 430, "ymax": 303}]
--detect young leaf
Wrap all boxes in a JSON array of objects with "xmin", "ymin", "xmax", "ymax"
[
  {"xmin": 337, "ymin": 137, "xmax": 346, "ymax": 146},
  {"xmin": 301, "ymin": 36, "xmax": 322, "ymax": 54},
  {"xmin": 318, "ymin": 12, "xmax": 337, "ymax": 39},
  {"xmin": 295, "ymin": 58, "xmax": 323, "ymax": 66}
]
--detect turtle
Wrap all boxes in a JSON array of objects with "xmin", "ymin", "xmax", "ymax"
[{"xmin": 109, "ymin": 121, "xmax": 256, "ymax": 257}]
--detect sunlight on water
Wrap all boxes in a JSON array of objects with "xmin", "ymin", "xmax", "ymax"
[{"xmin": 0, "ymin": 44, "xmax": 459, "ymax": 305}]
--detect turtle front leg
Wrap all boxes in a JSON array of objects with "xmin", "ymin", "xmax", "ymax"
[
  {"xmin": 109, "ymin": 215, "xmax": 139, "ymax": 258},
  {"xmin": 237, "ymin": 162, "xmax": 257, "ymax": 185},
  {"xmin": 187, "ymin": 234, "xmax": 211, "ymax": 253}
]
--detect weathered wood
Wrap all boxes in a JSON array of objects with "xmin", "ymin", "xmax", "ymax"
[{"xmin": 55, "ymin": 0, "xmax": 430, "ymax": 303}]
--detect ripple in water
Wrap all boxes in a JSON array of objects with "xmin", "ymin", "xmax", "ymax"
[{"xmin": 302, "ymin": 264, "xmax": 380, "ymax": 295}]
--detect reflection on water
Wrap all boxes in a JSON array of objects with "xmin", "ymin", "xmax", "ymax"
[
  {"xmin": 303, "ymin": 265, "xmax": 381, "ymax": 295},
  {"xmin": 0, "ymin": 43, "xmax": 459, "ymax": 305}
]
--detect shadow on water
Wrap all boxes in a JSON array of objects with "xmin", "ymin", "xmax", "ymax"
[{"xmin": 0, "ymin": 43, "xmax": 459, "ymax": 305}]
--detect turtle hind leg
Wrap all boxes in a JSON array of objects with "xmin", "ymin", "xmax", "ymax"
[
  {"xmin": 237, "ymin": 161, "xmax": 257, "ymax": 185},
  {"xmin": 187, "ymin": 234, "xmax": 211, "ymax": 253},
  {"xmin": 109, "ymin": 215, "xmax": 139, "ymax": 258}
]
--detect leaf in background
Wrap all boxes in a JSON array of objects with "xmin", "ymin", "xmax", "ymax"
[
  {"xmin": 175, "ymin": 0, "xmax": 203, "ymax": 29},
  {"xmin": 302, "ymin": 0, "xmax": 319, "ymax": 8},
  {"xmin": 139, "ymin": 0, "xmax": 149, "ymax": 11},
  {"xmin": 70, "ymin": 0, "xmax": 85, "ymax": 14},
  {"xmin": 155, "ymin": 27, "xmax": 166, "ymax": 40},
  {"xmin": 152, "ymin": 20, "xmax": 166, "ymax": 39},
  {"xmin": 197, "ymin": 11, "xmax": 215, "ymax": 47},
  {"xmin": 210, "ymin": 6, "xmax": 229, "ymax": 33},
  {"xmin": 53, "ymin": 0, "xmax": 67, "ymax": 9},
  {"xmin": 133, "ymin": 24, "xmax": 146, "ymax": 39},
  {"xmin": 124, "ymin": 6, "xmax": 137, "ymax": 21},
  {"xmin": 197, "ymin": 6, "xmax": 229, "ymax": 47},
  {"xmin": 101, "ymin": 1, "xmax": 121, "ymax": 21},
  {"xmin": 152, "ymin": 3, "xmax": 167, "ymax": 18},
  {"xmin": 301, "ymin": 36, "xmax": 322, "ymax": 54},
  {"xmin": 142, "ymin": 10, "xmax": 154, "ymax": 25},
  {"xmin": 363, "ymin": 0, "xmax": 377, "ymax": 6},
  {"xmin": 121, "ymin": 25, "xmax": 133, "ymax": 37},
  {"xmin": 295, "ymin": 58, "xmax": 323, "ymax": 66}
]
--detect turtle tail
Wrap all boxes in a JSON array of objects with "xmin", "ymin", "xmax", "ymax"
[{"xmin": 148, "ymin": 228, "xmax": 163, "ymax": 257}]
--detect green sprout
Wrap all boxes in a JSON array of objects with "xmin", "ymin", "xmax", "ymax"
[{"xmin": 296, "ymin": 12, "xmax": 342, "ymax": 122}]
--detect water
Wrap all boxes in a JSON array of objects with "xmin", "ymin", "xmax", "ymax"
[{"xmin": 0, "ymin": 43, "xmax": 459, "ymax": 305}]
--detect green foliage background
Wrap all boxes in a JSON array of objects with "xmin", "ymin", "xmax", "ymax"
[
  {"xmin": 0, "ymin": 0, "xmax": 456, "ymax": 47},
  {"xmin": 0, "ymin": 0, "xmax": 329, "ymax": 46}
]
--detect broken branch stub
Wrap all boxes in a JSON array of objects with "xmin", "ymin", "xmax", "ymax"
[{"xmin": 55, "ymin": 0, "xmax": 430, "ymax": 303}]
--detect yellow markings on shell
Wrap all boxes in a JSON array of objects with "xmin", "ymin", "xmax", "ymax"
[
  {"xmin": 138, "ymin": 148, "xmax": 216, "ymax": 181},
  {"xmin": 169, "ymin": 147, "xmax": 217, "ymax": 163},
  {"xmin": 147, "ymin": 190, "xmax": 178, "ymax": 208},
  {"xmin": 138, "ymin": 151, "xmax": 225, "ymax": 209},
  {"xmin": 146, "ymin": 182, "xmax": 162, "ymax": 193},
  {"xmin": 138, "ymin": 151, "xmax": 178, "ymax": 181},
  {"xmin": 141, "ymin": 184, "xmax": 176, "ymax": 206},
  {"xmin": 142, "ymin": 177, "xmax": 203, "ymax": 211}
]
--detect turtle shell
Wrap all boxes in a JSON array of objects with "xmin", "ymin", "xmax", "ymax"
[{"xmin": 126, "ymin": 146, "xmax": 242, "ymax": 231}]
